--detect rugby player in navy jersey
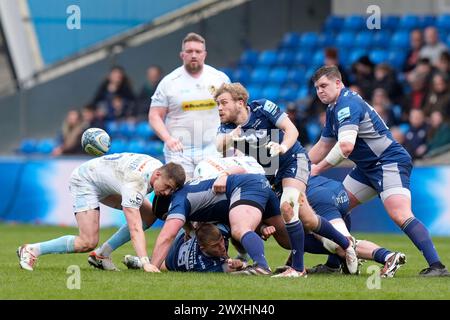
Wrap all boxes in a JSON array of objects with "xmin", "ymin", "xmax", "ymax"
[
  {"xmin": 309, "ymin": 65, "xmax": 449, "ymax": 277},
  {"xmin": 275, "ymin": 175, "xmax": 407, "ymax": 278},
  {"xmin": 215, "ymin": 83, "xmax": 358, "ymax": 276},
  {"xmin": 147, "ymin": 173, "xmax": 292, "ymax": 275},
  {"xmin": 123, "ymin": 223, "xmax": 250, "ymax": 273}
]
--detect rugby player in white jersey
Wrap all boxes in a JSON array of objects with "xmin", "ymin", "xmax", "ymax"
[
  {"xmin": 149, "ymin": 32, "xmax": 230, "ymax": 178},
  {"xmin": 16, "ymin": 153, "xmax": 185, "ymax": 272}
]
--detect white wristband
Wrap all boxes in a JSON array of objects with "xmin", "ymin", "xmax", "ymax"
[{"xmin": 325, "ymin": 143, "xmax": 346, "ymax": 166}]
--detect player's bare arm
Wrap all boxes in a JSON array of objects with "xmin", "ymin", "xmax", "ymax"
[
  {"xmin": 149, "ymin": 107, "xmax": 183, "ymax": 152},
  {"xmin": 150, "ymin": 218, "xmax": 185, "ymax": 270}
]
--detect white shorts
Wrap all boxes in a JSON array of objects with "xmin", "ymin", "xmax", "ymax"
[
  {"xmin": 69, "ymin": 170, "xmax": 102, "ymax": 213},
  {"xmin": 164, "ymin": 143, "xmax": 220, "ymax": 178}
]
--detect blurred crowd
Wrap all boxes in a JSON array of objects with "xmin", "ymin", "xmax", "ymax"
[{"xmin": 54, "ymin": 26, "xmax": 450, "ymax": 161}]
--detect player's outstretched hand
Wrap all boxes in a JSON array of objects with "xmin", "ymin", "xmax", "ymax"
[
  {"xmin": 310, "ymin": 164, "xmax": 320, "ymax": 176},
  {"xmin": 266, "ymin": 141, "xmax": 287, "ymax": 157},
  {"xmin": 166, "ymin": 136, "xmax": 184, "ymax": 152},
  {"xmin": 143, "ymin": 263, "xmax": 161, "ymax": 273}
]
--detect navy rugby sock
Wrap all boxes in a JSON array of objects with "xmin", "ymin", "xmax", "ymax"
[
  {"xmin": 402, "ymin": 217, "xmax": 441, "ymax": 266},
  {"xmin": 304, "ymin": 234, "xmax": 329, "ymax": 254},
  {"xmin": 241, "ymin": 231, "xmax": 269, "ymax": 270},
  {"xmin": 372, "ymin": 248, "xmax": 392, "ymax": 264},
  {"xmin": 314, "ymin": 216, "xmax": 350, "ymax": 249},
  {"xmin": 285, "ymin": 220, "xmax": 305, "ymax": 271}
]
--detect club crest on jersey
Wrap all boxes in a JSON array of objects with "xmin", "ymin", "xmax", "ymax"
[
  {"xmin": 208, "ymin": 85, "xmax": 216, "ymax": 95},
  {"xmin": 337, "ymin": 106, "xmax": 350, "ymax": 123}
]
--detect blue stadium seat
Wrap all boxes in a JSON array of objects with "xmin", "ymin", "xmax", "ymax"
[
  {"xmin": 108, "ymin": 138, "xmax": 127, "ymax": 154},
  {"xmin": 268, "ymin": 67, "xmax": 288, "ymax": 85},
  {"xmin": 279, "ymin": 32, "xmax": 301, "ymax": 49},
  {"xmin": 390, "ymin": 31, "xmax": 410, "ymax": 49},
  {"xmin": 369, "ymin": 50, "xmax": 388, "ymax": 64},
  {"xmin": 279, "ymin": 85, "xmax": 299, "ymax": 101},
  {"xmin": 250, "ymin": 67, "xmax": 270, "ymax": 85},
  {"xmin": 36, "ymin": 139, "xmax": 56, "ymax": 154},
  {"xmin": 219, "ymin": 67, "xmax": 233, "ymax": 79},
  {"xmin": 127, "ymin": 139, "xmax": 146, "ymax": 154},
  {"xmin": 145, "ymin": 140, "xmax": 164, "ymax": 156},
  {"xmin": 398, "ymin": 14, "xmax": 420, "ymax": 30},
  {"xmin": 436, "ymin": 14, "xmax": 450, "ymax": 30},
  {"xmin": 306, "ymin": 122, "xmax": 322, "ymax": 143},
  {"xmin": 388, "ymin": 50, "xmax": 407, "ymax": 70},
  {"xmin": 381, "ymin": 16, "xmax": 399, "ymax": 31},
  {"xmin": 355, "ymin": 31, "xmax": 374, "ymax": 49},
  {"xmin": 372, "ymin": 30, "xmax": 392, "ymax": 49},
  {"xmin": 300, "ymin": 32, "xmax": 319, "ymax": 49},
  {"xmin": 420, "ymin": 15, "xmax": 436, "ymax": 28},
  {"xmin": 286, "ymin": 68, "xmax": 306, "ymax": 85},
  {"xmin": 336, "ymin": 32, "xmax": 356, "ymax": 49},
  {"xmin": 239, "ymin": 50, "xmax": 259, "ymax": 67},
  {"xmin": 118, "ymin": 121, "xmax": 136, "ymax": 138},
  {"xmin": 136, "ymin": 121, "xmax": 154, "ymax": 140},
  {"xmin": 318, "ymin": 33, "xmax": 335, "ymax": 48},
  {"xmin": 246, "ymin": 85, "xmax": 263, "ymax": 100},
  {"xmin": 262, "ymin": 85, "xmax": 281, "ymax": 102},
  {"xmin": 105, "ymin": 121, "xmax": 120, "ymax": 137},
  {"xmin": 276, "ymin": 50, "xmax": 295, "ymax": 66},
  {"xmin": 19, "ymin": 139, "xmax": 37, "ymax": 154},
  {"xmin": 348, "ymin": 49, "xmax": 368, "ymax": 65},
  {"xmin": 257, "ymin": 50, "xmax": 277, "ymax": 66},
  {"xmin": 232, "ymin": 67, "xmax": 252, "ymax": 85},
  {"xmin": 323, "ymin": 16, "xmax": 344, "ymax": 32},
  {"xmin": 296, "ymin": 86, "xmax": 310, "ymax": 101},
  {"xmin": 343, "ymin": 15, "xmax": 365, "ymax": 31},
  {"xmin": 294, "ymin": 50, "xmax": 313, "ymax": 66},
  {"xmin": 312, "ymin": 50, "xmax": 325, "ymax": 67}
]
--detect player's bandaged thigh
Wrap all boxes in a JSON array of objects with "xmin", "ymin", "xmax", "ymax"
[
  {"xmin": 294, "ymin": 153, "xmax": 310, "ymax": 185},
  {"xmin": 380, "ymin": 187, "xmax": 411, "ymax": 203},
  {"xmin": 343, "ymin": 175, "xmax": 377, "ymax": 203},
  {"xmin": 280, "ymin": 187, "xmax": 301, "ymax": 223}
]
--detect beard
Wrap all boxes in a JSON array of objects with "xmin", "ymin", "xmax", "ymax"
[{"xmin": 185, "ymin": 61, "xmax": 203, "ymax": 74}]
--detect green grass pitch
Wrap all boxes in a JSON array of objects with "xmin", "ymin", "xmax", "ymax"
[{"xmin": 1, "ymin": 224, "xmax": 449, "ymax": 300}]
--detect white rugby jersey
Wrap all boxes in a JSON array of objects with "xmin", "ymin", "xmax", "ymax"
[
  {"xmin": 193, "ymin": 156, "xmax": 266, "ymax": 179},
  {"xmin": 150, "ymin": 64, "xmax": 230, "ymax": 148},
  {"xmin": 75, "ymin": 153, "xmax": 163, "ymax": 208}
]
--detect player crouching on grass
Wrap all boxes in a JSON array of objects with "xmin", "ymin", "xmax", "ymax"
[{"xmin": 17, "ymin": 153, "xmax": 185, "ymax": 272}]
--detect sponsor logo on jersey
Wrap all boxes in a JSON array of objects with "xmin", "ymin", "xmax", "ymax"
[
  {"xmin": 263, "ymin": 100, "xmax": 278, "ymax": 115},
  {"xmin": 337, "ymin": 106, "xmax": 351, "ymax": 123},
  {"xmin": 208, "ymin": 85, "xmax": 216, "ymax": 95},
  {"xmin": 182, "ymin": 99, "xmax": 216, "ymax": 111},
  {"xmin": 129, "ymin": 193, "xmax": 144, "ymax": 206}
]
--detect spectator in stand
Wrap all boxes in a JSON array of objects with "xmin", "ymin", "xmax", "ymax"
[
  {"xmin": 435, "ymin": 51, "xmax": 450, "ymax": 79},
  {"xmin": 419, "ymin": 27, "xmax": 448, "ymax": 66},
  {"xmin": 92, "ymin": 66, "xmax": 135, "ymax": 110},
  {"xmin": 350, "ymin": 55, "xmax": 375, "ymax": 100},
  {"xmin": 324, "ymin": 47, "xmax": 349, "ymax": 85},
  {"xmin": 404, "ymin": 29, "xmax": 424, "ymax": 73},
  {"xmin": 81, "ymin": 104, "xmax": 105, "ymax": 130},
  {"xmin": 134, "ymin": 65, "xmax": 163, "ymax": 120},
  {"xmin": 373, "ymin": 63, "xmax": 404, "ymax": 105},
  {"xmin": 402, "ymin": 69, "xmax": 429, "ymax": 118},
  {"xmin": 425, "ymin": 111, "xmax": 450, "ymax": 156},
  {"xmin": 371, "ymin": 88, "xmax": 398, "ymax": 128},
  {"xmin": 423, "ymin": 72, "xmax": 450, "ymax": 118},
  {"xmin": 52, "ymin": 109, "xmax": 85, "ymax": 156},
  {"xmin": 403, "ymin": 109, "xmax": 428, "ymax": 160}
]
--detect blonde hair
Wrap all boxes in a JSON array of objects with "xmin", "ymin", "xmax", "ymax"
[
  {"xmin": 182, "ymin": 32, "xmax": 206, "ymax": 50},
  {"xmin": 213, "ymin": 82, "xmax": 249, "ymax": 105}
]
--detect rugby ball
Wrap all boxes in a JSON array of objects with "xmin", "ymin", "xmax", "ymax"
[{"xmin": 81, "ymin": 128, "xmax": 111, "ymax": 156}]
